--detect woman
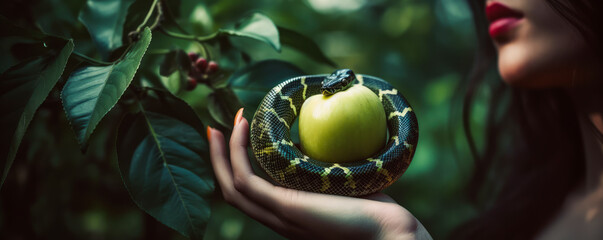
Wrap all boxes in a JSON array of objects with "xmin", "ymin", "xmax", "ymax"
[
  {"xmin": 207, "ymin": 0, "xmax": 603, "ymax": 238},
  {"xmin": 452, "ymin": 0, "xmax": 603, "ymax": 239}
]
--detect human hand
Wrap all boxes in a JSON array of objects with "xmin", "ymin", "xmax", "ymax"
[{"xmin": 207, "ymin": 108, "xmax": 432, "ymax": 240}]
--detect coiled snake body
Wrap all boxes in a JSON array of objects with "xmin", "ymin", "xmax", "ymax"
[{"xmin": 250, "ymin": 69, "xmax": 418, "ymax": 196}]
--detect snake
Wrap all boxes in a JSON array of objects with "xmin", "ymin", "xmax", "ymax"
[{"xmin": 250, "ymin": 69, "xmax": 418, "ymax": 196}]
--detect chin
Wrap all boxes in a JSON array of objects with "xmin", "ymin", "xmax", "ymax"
[
  {"xmin": 498, "ymin": 51, "xmax": 538, "ymax": 87},
  {"xmin": 499, "ymin": 61, "xmax": 526, "ymax": 87},
  {"xmin": 498, "ymin": 46, "xmax": 572, "ymax": 88},
  {"xmin": 499, "ymin": 63, "xmax": 571, "ymax": 88}
]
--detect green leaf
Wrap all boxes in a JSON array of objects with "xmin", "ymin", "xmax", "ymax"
[
  {"xmin": 0, "ymin": 40, "xmax": 74, "ymax": 187},
  {"xmin": 139, "ymin": 89, "xmax": 208, "ymax": 135},
  {"xmin": 117, "ymin": 91, "xmax": 213, "ymax": 239},
  {"xmin": 0, "ymin": 15, "xmax": 45, "ymax": 39},
  {"xmin": 0, "ymin": 16, "xmax": 73, "ymax": 70},
  {"xmin": 79, "ymin": 0, "xmax": 136, "ymax": 59},
  {"xmin": 208, "ymin": 88, "xmax": 243, "ymax": 129},
  {"xmin": 140, "ymin": 68, "xmax": 169, "ymax": 91},
  {"xmin": 278, "ymin": 27, "xmax": 338, "ymax": 68},
  {"xmin": 229, "ymin": 60, "xmax": 304, "ymax": 111},
  {"xmin": 159, "ymin": 49, "xmax": 191, "ymax": 77},
  {"xmin": 62, "ymin": 28, "xmax": 152, "ymax": 150},
  {"xmin": 221, "ymin": 13, "xmax": 281, "ymax": 52}
]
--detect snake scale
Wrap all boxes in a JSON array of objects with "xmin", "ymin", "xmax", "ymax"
[{"xmin": 250, "ymin": 69, "xmax": 419, "ymax": 196}]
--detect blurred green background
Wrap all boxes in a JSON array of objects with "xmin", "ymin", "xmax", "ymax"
[{"xmin": 1, "ymin": 0, "xmax": 482, "ymax": 239}]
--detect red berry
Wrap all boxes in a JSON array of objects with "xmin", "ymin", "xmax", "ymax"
[
  {"xmin": 186, "ymin": 77, "xmax": 197, "ymax": 91},
  {"xmin": 188, "ymin": 65, "xmax": 202, "ymax": 79},
  {"xmin": 195, "ymin": 58, "xmax": 208, "ymax": 72},
  {"xmin": 188, "ymin": 52, "xmax": 198, "ymax": 62},
  {"xmin": 206, "ymin": 61, "xmax": 219, "ymax": 74}
]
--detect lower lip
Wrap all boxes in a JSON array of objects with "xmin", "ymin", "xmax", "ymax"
[{"xmin": 489, "ymin": 17, "xmax": 522, "ymax": 39}]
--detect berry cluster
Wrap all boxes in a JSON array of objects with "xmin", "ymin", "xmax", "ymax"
[{"xmin": 186, "ymin": 52, "xmax": 219, "ymax": 90}]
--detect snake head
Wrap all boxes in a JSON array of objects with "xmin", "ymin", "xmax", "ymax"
[{"xmin": 321, "ymin": 69, "xmax": 356, "ymax": 96}]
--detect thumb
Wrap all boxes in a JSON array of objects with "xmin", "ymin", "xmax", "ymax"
[{"xmin": 363, "ymin": 192, "xmax": 397, "ymax": 203}]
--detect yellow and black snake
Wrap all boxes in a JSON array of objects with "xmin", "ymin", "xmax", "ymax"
[{"xmin": 250, "ymin": 69, "xmax": 418, "ymax": 196}]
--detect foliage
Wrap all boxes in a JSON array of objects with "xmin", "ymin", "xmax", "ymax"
[
  {"xmin": 0, "ymin": 37, "xmax": 73, "ymax": 185},
  {"xmin": 62, "ymin": 28, "xmax": 151, "ymax": 150},
  {"xmin": 0, "ymin": 0, "xmax": 479, "ymax": 239},
  {"xmin": 117, "ymin": 90, "xmax": 214, "ymax": 239}
]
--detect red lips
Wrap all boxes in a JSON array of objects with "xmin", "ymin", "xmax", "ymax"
[{"xmin": 486, "ymin": 2, "xmax": 523, "ymax": 39}]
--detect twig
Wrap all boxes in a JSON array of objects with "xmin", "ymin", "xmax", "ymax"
[
  {"xmin": 135, "ymin": 0, "xmax": 160, "ymax": 33},
  {"xmin": 158, "ymin": 27, "xmax": 218, "ymax": 42},
  {"xmin": 148, "ymin": 1, "xmax": 164, "ymax": 31},
  {"xmin": 199, "ymin": 42, "xmax": 211, "ymax": 60}
]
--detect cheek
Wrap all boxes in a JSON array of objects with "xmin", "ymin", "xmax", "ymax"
[
  {"xmin": 497, "ymin": 42, "xmax": 566, "ymax": 87},
  {"xmin": 497, "ymin": 27, "xmax": 585, "ymax": 88},
  {"xmin": 494, "ymin": 0, "xmax": 593, "ymax": 88}
]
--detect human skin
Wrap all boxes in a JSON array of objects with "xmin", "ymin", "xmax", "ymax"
[
  {"xmin": 208, "ymin": 108, "xmax": 431, "ymax": 239},
  {"xmin": 488, "ymin": 0, "xmax": 603, "ymax": 238},
  {"xmin": 208, "ymin": 0, "xmax": 603, "ymax": 238},
  {"xmin": 489, "ymin": 0, "xmax": 596, "ymax": 87}
]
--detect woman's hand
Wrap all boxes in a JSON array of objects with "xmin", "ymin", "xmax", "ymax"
[{"xmin": 207, "ymin": 108, "xmax": 431, "ymax": 239}]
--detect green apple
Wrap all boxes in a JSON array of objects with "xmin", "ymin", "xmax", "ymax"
[{"xmin": 299, "ymin": 84, "xmax": 387, "ymax": 163}]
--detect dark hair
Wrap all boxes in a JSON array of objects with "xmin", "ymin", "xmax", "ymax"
[{"xmin": 451, "ymin": 0, "xmax": 603, "ymax": 239}]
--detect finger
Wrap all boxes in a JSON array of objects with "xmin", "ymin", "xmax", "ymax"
[
  {"xmin": 225, "ymin": 189, "xmax": 300, "ymax": 237},
  {"xmin": 227, "ymin": 117, "xmax": 283, "ymax": 202},
  {"xmin": 230, "ymin": 117, "xmax": 254, "ymax": 177},
  {"xmin": 228, "ymin": 116, "xmax": 262, "ymax": 193},
  {"xmin": 363, "ymin": 192, "xmax": 397, "ymax": 203},
  {"xmin": 227, "ymin": 117, "xmax": 286, "ymax": 209},
  {"xmin": 209, "ymin": 126, "xmax": 302, "ymax": 236},
  {"xmin": 227, "ymin": 117, "xmax": 325, "ymax": 215},
  {"xmin": 208, "ymin": 127, "xmax": 234, "ymax": 190},
  {"xmin": 227, "ymin": 115, "xmax": 372, "ymax": 233}
]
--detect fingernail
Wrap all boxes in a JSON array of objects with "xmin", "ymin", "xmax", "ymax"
[
  {"xmin": 234, "ymin": 108, "xmax": 244, "ymax": 126},
  {"xmin": 206, "ymin": 125, "xmax": 212, "ymax": 141}
]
